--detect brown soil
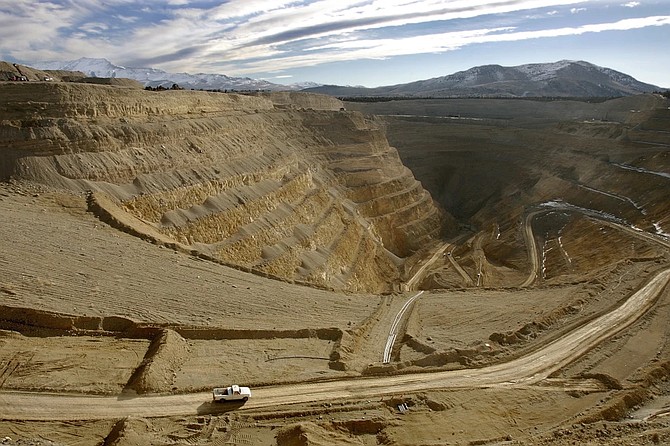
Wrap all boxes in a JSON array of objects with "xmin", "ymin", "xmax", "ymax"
[{"xmin": 1, "ymin": 77, "xmax": 670, "ymax": 445}]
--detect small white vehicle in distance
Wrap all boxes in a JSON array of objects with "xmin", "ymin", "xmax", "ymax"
[{"xmin": 212, "ymin": 385, "xmax": 251, "ymax": 402}]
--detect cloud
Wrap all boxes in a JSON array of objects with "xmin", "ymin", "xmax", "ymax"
[
  {"xmin": 1, "ymin": 0, "xmax": 587, "ymax": 63},
  {"xmin": 0, "ymin": 2, "xmax": 76, "ymax": 52},
  {"xmin": 208, "ymin": 0, "xmax": 305, "ymax": 20},
  {"xmin": 232, "ymin": 0, "xmax": 588, "ymax": 47},
  {"xmin": 115, "ymin": 15, "xmax": 139, "ymax": 24},
  {"xmin": 622, "ymin": 1, "xmax": 640, "ymax": 7},
  {"xmin": 124, "ymin": 46, "xmax": 204, "ymax": 68},
  {"xmin": 1, "ymin": 0, "xmax": 668, "ymax": 79},
  {"xmin": 217, "ymin": 15, "xmax": 670, "ymax": 75},
  {"xmin": 179, "ymin": 0, "xmax": 592, "ymax": 73},
  {"xmin": 79, "ymin": 22, "xmax": 109, "ymax": 34}
]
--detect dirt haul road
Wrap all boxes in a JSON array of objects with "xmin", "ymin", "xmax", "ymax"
[
  {"xmin": 2, "ymin": 266, "xmax": 668, "ymax": 421},
  {"xmin": 520, "ymin": 210, "xmax": 541, "ymax": 287}
]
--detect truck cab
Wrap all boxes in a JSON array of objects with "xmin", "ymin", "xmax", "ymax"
[{"xmin": 212, "ymin": 385, "xmax": 251, "ymax": 402}]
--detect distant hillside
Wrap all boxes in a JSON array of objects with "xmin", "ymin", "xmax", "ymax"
[
  {"xmin": 22, "ymin": 58, "xmax": 662, "ymax": 98},
  {"xmin": 305, "ymin": 60, "xmax": 661, "ymax": 98},
  {"xmin": 29, "ymin": 57, "xmax": 315, "ymax": 92}
]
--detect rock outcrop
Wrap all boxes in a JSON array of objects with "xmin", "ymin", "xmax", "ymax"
[{"xmin": 0, "ymin": 81, "xmax": 452, "ymax": 293}]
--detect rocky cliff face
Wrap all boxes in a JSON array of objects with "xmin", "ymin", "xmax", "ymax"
[{"xmin": 0, "ymin": 82, "xmax": 452, "ymax": 293}]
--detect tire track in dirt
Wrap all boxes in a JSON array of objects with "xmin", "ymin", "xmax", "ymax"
[
  {"xmin": 341, "ymin": 294, "xmax": 406, "ymax": 371},
  {"xmin": 0, "ymin": 353, "xmax": 29, "ymax": 388},
  {"xmin": 2, "ymin": 266, "xmax": 667, "ymax": 421},
  {"xmin": 383, "ymin": 291, "xmax": 423, "ymax": 364}
]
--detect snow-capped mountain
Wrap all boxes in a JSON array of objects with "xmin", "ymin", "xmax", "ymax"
[
  {"xmin": 30, "ymin": 57, "xmax": 310, "ymax": 92},
  {"xmin": 27, "ymin": 58, "xmax": 661, "ymax": 98},
  {"xmin": 305, "ymin": 60, "xmax": 662, "ymax": 98}
]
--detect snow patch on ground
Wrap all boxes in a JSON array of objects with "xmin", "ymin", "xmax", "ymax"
[
  {"xmin": 577, "ymin": 184, "xmax": 646, "ymax": 214},
  {"xmin": 558, "ymin": 236, "xmax": 572, "ymax": 265},
  {"xmin": 613, "ymin": 163, "xmax": 670, "ymax": 179},
  {"xmin": 540, "ymin": 200, "xmax": 627, "ymax": 225},
  {"xmin": 654, "ymin": 223, "xmax": 670, "ymax": 239},
  {"xmin": 541, "ymin": 240, "xmax": 548, "ymax": 279}
]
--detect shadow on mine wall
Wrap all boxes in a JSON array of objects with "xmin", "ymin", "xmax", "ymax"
[{"xmin": 0, "ymin": 149, "xmax": 21, "ymax": 182}]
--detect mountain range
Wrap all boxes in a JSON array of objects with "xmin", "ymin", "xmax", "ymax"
[
  {"xmin": 29, "ymin": 58, "xmax": 662, "ymax": 98},
  {"xmin": 304, "ymin": 60, "xmax": 662, "ymax": 98},
  {"xmin": 30, "ymin": 57, "xmax": 317, "ymax": 92}
]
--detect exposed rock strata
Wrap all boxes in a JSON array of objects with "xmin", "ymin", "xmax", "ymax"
[{"xmin": 0, "ymin": 82, "xmax": 452, "ymax": 293}]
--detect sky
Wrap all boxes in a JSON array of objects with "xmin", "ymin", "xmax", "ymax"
[{"xmin": 1, "ymin": 0, "xmax": 669, "ymax": 88}]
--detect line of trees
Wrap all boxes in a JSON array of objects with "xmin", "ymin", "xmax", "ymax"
[{"xmin": 145, "ymin": 84, "xmax": 183, "ymax": 91}]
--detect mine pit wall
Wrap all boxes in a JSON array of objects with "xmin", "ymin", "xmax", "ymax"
[
  {"xmin": 0, "ymin": 82, "xmax": 451, "ymax": 293},
  {"xmin": 0, "ymin": 82, "xmax": 275, "ymax": 120},
  {"xmin": 254, "ymin": 91, "xmax": 345, "ymax": 111}
]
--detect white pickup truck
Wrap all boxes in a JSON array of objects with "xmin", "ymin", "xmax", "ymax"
[{"xmin": 212, "ymin": 385, "xmax": 251, "ymax": 402}]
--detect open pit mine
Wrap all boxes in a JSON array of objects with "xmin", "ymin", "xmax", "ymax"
[{"xmin": 1, "ymin": 68, "xmax": 670, "ymax": 446}]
